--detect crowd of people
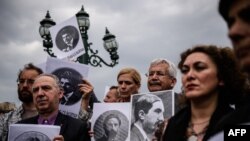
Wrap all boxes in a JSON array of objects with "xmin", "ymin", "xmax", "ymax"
[{"xmin": 1, "ymin": 0, "xmax": 250, "ymax": 140}]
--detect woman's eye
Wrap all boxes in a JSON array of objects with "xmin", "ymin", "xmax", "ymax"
[
  {"xmin": 180, "ymin": 66, "xmax": 189, "ymax": 74},
  {"xmin": 194, "ymin": 63, "xmax": 206, "ymax": 71}
]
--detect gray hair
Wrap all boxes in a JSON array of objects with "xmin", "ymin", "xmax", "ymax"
[
  {"xmin": 150, "ymin": 58, "xmax": 177, "ymax": 78},
  {"xmin": 34, "ymin": 73, "xmax": 64, "ymax": 91}
]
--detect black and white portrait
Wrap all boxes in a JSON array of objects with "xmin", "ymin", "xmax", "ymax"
[
  {"xmin": 49, "ymin": 16, "xmax": 85, "ymax": 60},
  {"xmin": 14, "ymin": 131, "xmax": 50, "ymax": 141},
  {"xmin": 55, "ymin": 25, "xmax": 79, "ymax": 52},
  {"xmin": 92, "ymin": 103, "xmax": 131, "ymax": 141},
  {"xmin": 52, "ymin": 67, "xmax": 82, "ymax": 106},
  {"xmin": 45, "ymin": 57, "xmax": 89, "ymax": 118},
  {"xmin": 130, "ymin": 91, "xmax": 173, "ymax": 141},
  {"xmin": 8, "ymin": 124, "xmax": 60, "ymax": 141},
  {"xmin": 94, "ymin": 110, "xmax": 129, "ymax": 141}
]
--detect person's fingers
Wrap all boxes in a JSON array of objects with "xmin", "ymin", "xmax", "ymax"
[
  {"xmin": 79, "ymin": 86, "xmax": 93, "ymax": 93},
  {"xmin": 82, "ymin": 78, "xmax": 92, "ymax": 86},
  {"xmin": 53, "ymin": 135, "xmax": 64, "ymax": 141},
  {"xmin": 88, "ymin": 130, "xmax": 94, "ymax": 137}
]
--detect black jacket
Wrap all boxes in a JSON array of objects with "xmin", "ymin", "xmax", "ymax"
[{"xmin": 162, "ymin": 103, "xmax": 234, "ymax": 141}]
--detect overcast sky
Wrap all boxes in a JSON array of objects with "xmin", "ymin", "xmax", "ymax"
[{"xmin": 0, "ymin": 0, "xmax": 231, "ymax": 105}]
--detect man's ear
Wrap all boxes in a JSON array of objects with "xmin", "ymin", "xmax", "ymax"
[
  {"xmin": 171, "ymin": 78, "xmax": 177, "ymax": 88},
  {"xmin": 138, "ymin": 110, "xmax": 145, "ymax": 120},
  {"xmin": 58, "ymin": 90, "xmax": 64, "ymax": 99}
]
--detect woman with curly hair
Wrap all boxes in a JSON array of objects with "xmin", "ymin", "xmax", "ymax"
[{"xmin": 162, "ymin": 45, "xmax": 247, "ymax": 141}]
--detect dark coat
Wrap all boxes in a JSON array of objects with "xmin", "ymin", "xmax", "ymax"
[
  {"xmin": 89, "ymin": 91, "xmax": 100, "ymax": 109},
  {"xmin": 17, "ymin": 112, "xmax": 90, "ymax": 141},
  {"xmin": 214, "ymin": 102, "xmax": 250, "ymax": 132},
  {"xmin": 60, "ymin": 92, "xmax": 82, "ymax": 106},
  {"xmin": 162, "ymin": 103, "xmax": 234, "ymax": 141},
  {"xmin": 174, "ymin": 92, "xmax": 185, "ymax": 114}
]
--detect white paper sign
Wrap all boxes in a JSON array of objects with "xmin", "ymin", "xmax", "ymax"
[
  {"xmin": 8, "ymin": 124, "xmax": 60, "ymax": 141},
  {"xmin": 49, "ymin": 16, "xmax": 85, "ymax": 61},
  {"xmin": 92, "ymin": 103, "xmax": 130, "ymax": 141},
  {"xmin": 46, "ymin": 57, "xmax": 89, "ymax": 118}
]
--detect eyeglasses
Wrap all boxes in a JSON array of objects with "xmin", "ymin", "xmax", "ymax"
[
  {"xmin": 145, "ymin": 71, "xmax": 169, "ymax": 77},
  {"xmin": 18, "ymin": 79, "xmax": 35, "ymax": 85}
]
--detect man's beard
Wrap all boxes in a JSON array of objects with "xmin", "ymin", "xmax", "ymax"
[
  {"xmin": 108, "ymin": 129, "xmax": 118, "ymax": 135},
  {"xmin": 143, "ymin": 120, "xmax": 163, "ymax": 135},
  {"xmin": 18, "ymin": 89, "xmax": 33, "ymax": 103},
  {"xmin": 107, "ymin": 129, "xmax": 118, "ymax": 138}
]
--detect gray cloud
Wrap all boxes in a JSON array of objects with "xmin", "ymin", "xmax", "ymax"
[{"xmin": 0, "ymin": 0, "xmax": 231, "ymax": 103}]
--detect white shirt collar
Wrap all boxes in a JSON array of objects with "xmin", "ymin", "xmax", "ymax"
[{"xmin": 134, "ymin": 122, "xmax": 150, "ymax": 141}]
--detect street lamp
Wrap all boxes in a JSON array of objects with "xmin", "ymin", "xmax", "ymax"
[
  {"xmin": 39, "ymin": 11, "xmax": 56, "ymax": 57},
  {"xmin": 39, "ymin": 5, "xmax": 119, "ymax": 67}
]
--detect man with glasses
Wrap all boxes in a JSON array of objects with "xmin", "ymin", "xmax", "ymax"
[
  {"xmin": 147, "ymin": 58, "xmax": 177, "ymax": 92},
  {"xmin": 0, "ymin": 63, "xmax": 43, "ymax": 141},
  {"xmin": 146, "ymin": 58, "xmax": 184, "ymax": 112},
  {"xmin": 146, "ymin": 58, "xmax": 184, "ymax": 140}
]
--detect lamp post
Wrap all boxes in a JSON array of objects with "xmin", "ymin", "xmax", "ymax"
[
  {"xmin": 39, "ymin": 11, "xmax": 56, "ymax": 57},
  {"xmin": 39, "ymin": 5, "xmax": 119, "ymax": 67}
]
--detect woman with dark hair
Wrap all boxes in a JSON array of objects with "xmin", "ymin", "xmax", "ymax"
[{"xmin": 162, "ymin": 45, "xmax": 246, "ymax": 141}]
